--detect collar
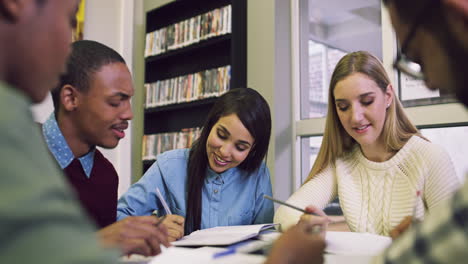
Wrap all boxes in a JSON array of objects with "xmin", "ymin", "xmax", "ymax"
[
  {"xmin": 42, "ymin": 113, "xmax": 95, "ymax": 178},
  {"xmin": 206, "ymin": 166, "xmax": 236, "ymax": 184}
]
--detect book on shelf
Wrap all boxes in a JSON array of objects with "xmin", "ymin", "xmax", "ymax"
[
  {"xmin": 144, "ymin": 65, "xmax": 231, "ymax": 109},
  {"xmin": 144, "ymin": 5, "xmax": 232, "ymax": 58},
  {"xmin": 142, "ymin": 127, "xmax": 202, "ymax": 161}
]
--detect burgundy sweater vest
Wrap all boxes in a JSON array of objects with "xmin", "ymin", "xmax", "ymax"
[{"xmin": 63, "ymin": 150, "xmax": 119, "ymax": 228}]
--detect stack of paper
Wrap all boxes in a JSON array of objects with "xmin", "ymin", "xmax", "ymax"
[
  {"xmin": 325, "ymin": 231, "xmax": 392, "ymax": 255},
  {"xmin": 172, "ymin": 224, "xmax": 277, "ymax": 246}
]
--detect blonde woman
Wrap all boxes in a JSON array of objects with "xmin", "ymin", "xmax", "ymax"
[{"xmin": 274, "ymin": 51, "xmax": 460, "ymax": 236}]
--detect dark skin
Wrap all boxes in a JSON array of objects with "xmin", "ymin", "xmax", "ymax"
[
  {"xmin": 97, "ymin": 215, "xmax": 170, "ymax": 256},
  {"xmin": 387, "ymin": 0, "xmax": 468, "ymax": 239},
  {"xmin": 56, "ymin": 63, "xmax": 170, "ymax": 256},
  {"xmin": 265, "ymin": 220, "xmax": 326, "ymax": 264}
]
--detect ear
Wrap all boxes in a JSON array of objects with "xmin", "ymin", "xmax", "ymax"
[
  {"xmin": 0, "ymin": 0, "xmax": 27, "ymax": 23},
  {"xmin": 385, "ymin": 84, "xmax": 394, "ymax": 109},
  {"xmin": 60, "ymin": 84, "xmax": 80, "ymax": 112}
]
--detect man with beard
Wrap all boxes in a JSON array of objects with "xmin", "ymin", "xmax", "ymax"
[{"xmin": 45, "ymin": 40, "xmax": 169, "ymax": 256}]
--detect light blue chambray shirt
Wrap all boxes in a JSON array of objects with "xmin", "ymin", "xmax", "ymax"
[
  {"xmin": 117, "ymin": 148, "xmax": 274, "ymax": 229},
  {"xmin": 42, "ymin": 113, "xmax": 95, "ymax": 178}
]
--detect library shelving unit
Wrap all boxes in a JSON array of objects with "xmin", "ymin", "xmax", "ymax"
[{"xmin": 143, "ymin": 0, "xmax": 247, "ymax": 172}]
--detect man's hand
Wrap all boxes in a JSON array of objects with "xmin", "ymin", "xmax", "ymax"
[
  {"xmin": 299, "ymin": 205, "xmax": 331, "ymax": 237},
  {"xmin": 390, "ymin": 216, "xmax": 413, "ymax": 240},
  {"xmin": 265, "ymin": 220, "xmax": 326, "ymax": 264},
  {"xmin": 162, "ymin": 214, "xmax": 185, "ymax": 242},
  {"xmin": 97, "ymin": 216, "xmax": 170, "ymax": 256}
]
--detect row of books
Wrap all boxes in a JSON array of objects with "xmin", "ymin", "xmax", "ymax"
[
  {"xmin": 142, "ymin": 127, "xmax": 202, "ymax": 160},
  {"xmin": 144, "ymin": 65, "xmax": 231, "ymax": 108},
  {"xmin": 145, "ymin": 5, "xmax": 232, "ymax": 57}
]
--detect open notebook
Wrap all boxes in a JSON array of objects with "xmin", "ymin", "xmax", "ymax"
[{"xmin": 172, "ymin": 224, "xmax": 277, "ymax": 246}]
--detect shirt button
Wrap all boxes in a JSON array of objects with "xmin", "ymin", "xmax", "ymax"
[{"xmin": 214, "ymin": 189, "xmax": 218, "ymax": 194}]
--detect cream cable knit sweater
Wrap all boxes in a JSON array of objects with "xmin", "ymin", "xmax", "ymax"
[{"xmin": 274, "ymin": 136, "xmax": 461, "ymax": 236}]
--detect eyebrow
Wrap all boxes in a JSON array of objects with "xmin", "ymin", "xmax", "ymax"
[
  {"xmin": 335, "ymin": 92, "xmax": 375, "ymax": 103},
  {"xmin": 110, "ymin": 92, "xmax": 131, "ymax": 99},
  {"xmin": 218, "ymin": 125, "xmax": 252, "ymax": 147}
]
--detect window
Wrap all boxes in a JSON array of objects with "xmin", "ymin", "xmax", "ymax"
[
  {"xmin": 300, "ymin": 0, "xmax": 383, "ymax": 120},
  {"xmin": 292, "ymin": 0, "xmax": 468, "ymax": 194},
  {"xmin": 300, "ymin": 135, "xmax": 323, "ymax": 183},
  {"xmin": 301, "ymin": 126, "xmax": 468, "ymax": 187},
  {"xmin": 420, "ymin": 126, "xmax": 468, "ymax": 182}
]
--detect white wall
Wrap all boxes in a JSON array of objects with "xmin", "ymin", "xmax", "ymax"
[{"xmin": 247, "ymin": 0, "xmax": 295, "ymax": 203}]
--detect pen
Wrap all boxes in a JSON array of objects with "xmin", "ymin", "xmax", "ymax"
[
  {"xmin": 153, "ymin": 214, "xmax": 167, "ymax": 227},
  {"xmin": 212, "ymin": 248, "xmax": 236, "ymax": 259},
  {"xmin": 264, "ymin": 195, "xmax": 317, "ymax": 216},
  {"xmin": 156, "ymin": 187, "xmax": 173, "ymax": 215}
]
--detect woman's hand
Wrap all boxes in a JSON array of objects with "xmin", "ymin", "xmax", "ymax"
[
  {"xmin": 299, "ymin": 205, "xmax": 331, "ymax": 237},
  {"xmin": 162, "ymin": 214, "xmax": 185, "ymax": 242},
  {"xmin": 390, "ymin": 216, "xmax": 413, "ymax": 240}
]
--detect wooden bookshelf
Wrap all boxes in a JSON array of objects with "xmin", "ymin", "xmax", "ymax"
[{"xmin": 142, "ymin": 0, "xmax": 247, "ymax": 172}]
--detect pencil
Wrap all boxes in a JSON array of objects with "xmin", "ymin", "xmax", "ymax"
[
  {"xmin": 153, "ymin": 214, "xmax": 166, "ymax": 227},
  {"xmin": 263, "ymin": 195, "xmax": 316, "ymax": 215}
]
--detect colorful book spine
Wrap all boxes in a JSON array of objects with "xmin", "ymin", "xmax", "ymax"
[
  {"xmin": 144, "ymin": 65, "xmax": 231, "ymax": 108},
  {"xmin": 144, "ymin": 5, "xmax": 232, "ymax": 58},
  {"xmin": 142, "ymin": 127, "xmax": 202, "ymax": 160}
]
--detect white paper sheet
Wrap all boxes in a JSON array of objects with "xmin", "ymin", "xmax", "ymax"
[
  {"xmin": 325, "ymin": 231, "xmax": 392, "ymax": 256},
  {"xmin": 172, "ymin": 224, "xmax": 277, "ymax": 246},
  {"xmin": 148, "ymin": 247, "xmax": 266, "ymax": 264},
  {"xmin": 325, "ymin": 254, "xmax": 375, "ymax": 264}
]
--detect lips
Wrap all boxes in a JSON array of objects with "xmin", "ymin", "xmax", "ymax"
[
  {"xmin": 112, "ymin": 122, "xmax": 128, "ymax": 139},
  {"xmin": 353, "ymin": 124, "xmax": 370, "ymax": 134},
  {"xmin": 213, "ymin": 154, "xmax": 230, "ymax": 166}
]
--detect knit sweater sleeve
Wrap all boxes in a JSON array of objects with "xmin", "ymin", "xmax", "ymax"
[
  {"xmin": 274, "ymin": 166, "xmax": 337, "ymax": 231},
  {"xmin": 422, "ymin": 143, "xmax": 461, "ymax": 211}
]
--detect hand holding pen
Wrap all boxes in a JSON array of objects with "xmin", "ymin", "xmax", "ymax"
[
  {"xmin": 155, "ymin": 187, "xmax": 185, "ymax": 242},
  {"xmin": 264, "ymin": 195, "xmax": 331, "ymax": 235},
  {"xmin": 299, "ymin": 205, "xmax": 331, "ymax": 236},
  {"xmin": 97, "ymin": 215, "xmax": 170, "ymax": 256}
]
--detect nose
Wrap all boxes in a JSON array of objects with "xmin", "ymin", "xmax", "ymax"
[
  {"xmin": 350, "ymin": 104, "xmax": 364, "ymax": 123},
  {"xmin": 121, "ymin": 101, "xmax": 133, "ymax": 120},
  {"xmin": 219, "ymin": 143, "xmax": 232, "ymax": 158}
]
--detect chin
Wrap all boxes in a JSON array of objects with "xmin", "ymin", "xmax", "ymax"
[
  {"xmin": 99, "ymin": 141, "xmax": 119, "ymax": 149},
  {"xmin": 30, "ymin": 91, "xmax": 49, "ymax": 104}
]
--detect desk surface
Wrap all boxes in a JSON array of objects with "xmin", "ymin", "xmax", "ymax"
[{"xmin": 119, "ymin": 230, "xmax": 390, "ymax": 264}]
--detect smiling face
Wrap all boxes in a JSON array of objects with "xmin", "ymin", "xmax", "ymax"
[
  {"xmin": 206, "ymin": 113, "xmax": 255, "ymax": 173},
  {"xmin": 73, "ymin": 62, "xmax": 134, "ymax": 150},
  {"xmin": 334, "ymin": 73, "xmax": 393, "ymax": 150}
]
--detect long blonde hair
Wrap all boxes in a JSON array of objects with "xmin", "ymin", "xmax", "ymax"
[{"xmin": 306, "ymin": 51, "xmax": 424, "ymax": 182}]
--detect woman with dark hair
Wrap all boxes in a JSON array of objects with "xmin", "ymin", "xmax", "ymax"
[{"xmin": 117, "ymin": 88, "xmax": 274, "ymax": 241}]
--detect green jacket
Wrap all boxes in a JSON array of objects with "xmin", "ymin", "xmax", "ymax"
[{"xmin": 0, "ymin": 83, "xmax": 117, "ymax": 263}]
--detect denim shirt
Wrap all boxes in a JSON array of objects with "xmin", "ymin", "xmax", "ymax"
[
  {"xmin": 42, "ymin": 113, "xmax": 95, "ymax": 178},
  {"xmin": 117, "ymin": 149, "xmax": 274, "ymax": 229}
]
